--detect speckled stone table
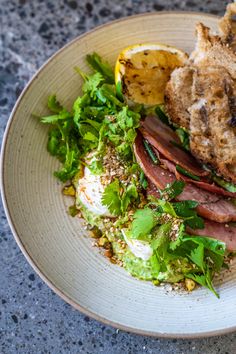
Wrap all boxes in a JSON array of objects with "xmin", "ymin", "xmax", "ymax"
[{"xmin": 1, "ymin": 0, "xmax": 236, "ymax": 353}]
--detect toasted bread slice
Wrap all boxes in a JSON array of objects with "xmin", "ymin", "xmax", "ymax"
[
  {"xmin": 190, "ymin": 23, "xmax": 236, "ymax": 80},
  {"xmin": 189, "ymin": 67, "xmax": 236, "ymax": 170},
  {"xmin": 165, "ymin": 66, "xmax": 193, "ymax": 129},
  {"xmin": 219, "ymin": 2, "xmax": 236, "ymax": 50}
]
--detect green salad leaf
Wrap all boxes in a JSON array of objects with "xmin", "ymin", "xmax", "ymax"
[
  {"xmin": 101, "ymin": 179, "xmax": 121, "ymax": 216},
  {"xmin": 131, "ymin": 208, "xmax": 158, "ymax": 239},
  {"xmin": 159, "ymin": 180, "xmax": 185, "ymax": 200},
  {"xmin": 38, "ymin": 53, "xmax": 142, "ymax": 182},
  {"xmin": 86, "ymin": 52, "xmax": 114, "ymax": 84},
  {"xmin": 38, "ymin": 52, "xmax": 230, "ymax": 298},
  {"xmin": 102, "ymin": 179, "xmax": 139, "ymax": 216}
]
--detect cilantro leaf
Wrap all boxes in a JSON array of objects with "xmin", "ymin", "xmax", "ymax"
[
  {"xmin": 187, "ymin": 269, "xmax": 219, "ymax": 298},
  {"xmin": 156, "ymin": 199, "xmax": 177, "ymax": 217},
  {"xmin": 151, "ymin": 223, "xmax": 171, "ymax": 252},
  {"xmin": 121, "ymin": 183, "xmax": 138, "ymax": 213},
  {"xmin": 75, "ymin": 70, "xmax": 104, "ymax": 98},
  {"xmin": 101, "ymin": 179, "xmax": 121, "ymax": 216},
  {"xmin": 184, "ymin": 215, "xmax": 205, "ymax": 230},
  {"xmin": 86, "ymin": 53, "xmax": 114, "ymax": 84},
  {"xmin": 83, "ymin": 131, "xmax": 98, "ymax": 142},
  {"xmin": 140, "ymin": 170, "xmax": 148, "ymax": 189},
  {"xmin": 159, "ymin": 180, "xmax": 185, "ymax": 200},
  {"xmin": 172, "ymin": 201, "xmax": 204, "ymax": 229},
  {"xmin": 149, "ymin": 253, "xmax": 160, "ymax": 278},
  {"xmin": 96, "ymin": 84, "xmax": 123, "ymax": 108},
  {"xmin": 188, "ymin": 243, "xmax": 205, "ymax": 270},
  {"xmin": 102, "ymin": 180, "xmax": 139, "ymax": 216},
  {"xmin": 47, "ymin": 95, "xmax": 64, "ymax": 113},
  {"xmin": 40, "ymin": 109, "xmax": 71, "ymax": 124},
  {"xmin": 131, "ymin": 208, "xmax": 157, "ymax": 239},
  {"xmin": 47, "ymin": 129, "xmax": 61, "ymax": 156},
  {"xmin": 182, "ymin": 235, "xmax": 226, "ymax": 255}
]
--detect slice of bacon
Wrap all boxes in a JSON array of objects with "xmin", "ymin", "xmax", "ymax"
[
  {"xmin": 175, "ymin": 170, "xmax": 236, "ymax": 198},
  {"xmin": 134, "ymin": 132, "xmax": 236, "ymax": 223},
  {"xmin": 148, "ymin": 181, "xmax": 236, "ymax": 250},
  {"xmin": 152, "ymin": 147, "xmax": 236, "ymax": 198},
  {"xmin": 140, "ymin": 115, "xmax": 209, "ymax": 177},
  {"xmin": 187, "ymin": 221, "xmax": 236, "ymax": 252}
]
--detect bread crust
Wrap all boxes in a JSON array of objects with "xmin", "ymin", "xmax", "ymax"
[
  {"xmin": 165, "ymin": 67, "xmax": 193, "ymax": 129},
  {"xmin": 164, "ymin": 18, "xmax": 236, "ymax": 183}
]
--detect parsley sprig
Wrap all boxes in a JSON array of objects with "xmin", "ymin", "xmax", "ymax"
[
  {"xmin": 39, "ymin": 53, "xmax": 142, "ymax": 181},
  {"xmin": 127, "ymin": 181, "xmax": 226, "ymax": 297}
]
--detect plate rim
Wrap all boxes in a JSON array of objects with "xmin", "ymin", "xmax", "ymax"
[{"xmin": 1, "ymin": 10, "xmax": 236, "ymax": 339}]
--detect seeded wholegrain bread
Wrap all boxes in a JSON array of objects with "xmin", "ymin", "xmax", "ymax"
[
  {"xmin": 190, "ymin": 23, "xmax": 236, "ymax": 80},
  {"xmin": 219, "ymin": 2, "xmax": 236, "ymax": 50},
  {"xmin": 165, "ymin": 66, "xmax": 193, "ymax": 129},
  {"xmin": 164, "ymin": 17, "xmax": 236, "ymax": 183},
  {"xmin": 189, "ymin": 66, "xmax": 236, "ymax": 178}
]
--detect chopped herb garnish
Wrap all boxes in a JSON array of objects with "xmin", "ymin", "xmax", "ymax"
[
  {"xmin": 212, "ymin": 175, "xmax": 236, "ymax": 193},
  {"xmin": 176, "ymin": 165, "xmax": 201, "ymax": 181},
  {"xmin": 38, "ymin": 51, "xmax": 230, "ymax": 298},
  {"xmin": 143, "ymin": 139, "xmax": 160, "ymax": 164},
  {"xmin": 175, "ymin": 128, "xmax": 190, "ymax": 151},
  {"xmin": 155, "ymin": 106, "xmax": 172, "ymax": 127}
]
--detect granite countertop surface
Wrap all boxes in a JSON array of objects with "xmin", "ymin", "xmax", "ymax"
[{"xmin": 1, "ymin": 0, "xmax": 236, "ymax": 353}]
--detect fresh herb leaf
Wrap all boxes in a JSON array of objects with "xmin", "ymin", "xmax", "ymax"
[
  {"xmin": 82, "ymin": 71, "xmax": 104, "ymax": 98},
  {"xmin": 155, "ymin": 106, "xmax": 172, "ymax": 127},
  {"xmin": 102, "ymin": 180, "xmax": 139, "ymax": 216},
  {"xmin": 83, "ymin": 131, "xmax": 98, "ymax": 142},
  {"xmin": 121, "ymin": 183, "xmax": 138, "ymax": 213},
  {"xmin": 131, "ymin": 208, "xmax": 157, "ymax": 239},
  {"xmin": 47, "ymin": 95, "xmax": 64, "ymax": 113},
  {"xmin": 86, "ymin": 53, "xmax": 114, "ymax": 84},
  {"xmin": 47, "ymin": 129, "xmax": 61, "ymax": 156},
  {"xmin": 212, "ymin": 175, "xmax": 236, "ymax": 193},
  {"xmin": 173, "ymin": 200, "xmax": 199, "ymax": 214},
  {"xmin": 40, "ymin": 109, "xmax": 71, "ymax": 124},
  {"xmin": 184, "ymin": 215, "xmax": 205, "ymax": 230},
  {"xmin": 172, "ymin": 200, "xmax": 204, "ymax": 229},
  {"xmin": 169, "ymin": 222, "xmax": 185, "ymax": 250},
  {"xmin": 159, "ymin": 180, "xmax": 185, "ymax": 200},
  {"xmin": 140, "ymin": 170, "xmax": 148, "ymax": 189},
  {"xmin": 143, "ymin": 139, "xmax": 160, "ymax": 164},
  {"xmin": 182, "ymin": 235, "xmax": 226, "ymax": 255},
  {"xmin": 101, "ymin": 179, "xmax": 121, "ymax": 216},
  {"xmin": 88, "ymin": 158, "xmax": 103, "ymax": 175},
  {"xmin": 176, "ymin": 165, "xmax": 200, "ymax": 181},
  {"xmin": 188, "ymin": 243, "xmax": 205, "ymax": 270},
  {"xmin": 187, "ymin": 270, "xmax": 219, "ymax": 298},
  {"xmin": 96, "ymin": 84, "xmax": 123, "ymax": 107},
  {"xmin": 151, "ymin": 223, "xmax": 171, "ymax": 252},
  {"xmin": 149, "ymin": 253, "xmax": 160, "ymax": 278},
  {"xmin": 156, "ymin": 199, "xmax": 177, "ymax": 218},
  {"xmin": 175, "ymin": 128, "xmax": 190, "ymax": 151}
]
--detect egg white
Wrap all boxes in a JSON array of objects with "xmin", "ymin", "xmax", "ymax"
[
  {"xmin": 122, "ymin": 230, "xmax": 153, "ymax": 261},
  {"xmin": 77, "ymin": 166, "xmax": 111, "ymax": 217}
]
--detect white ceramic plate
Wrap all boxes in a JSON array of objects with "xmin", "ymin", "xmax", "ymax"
[{"xmin": 1, "ymin": 12, "xmax": 236, "ymax": 338}]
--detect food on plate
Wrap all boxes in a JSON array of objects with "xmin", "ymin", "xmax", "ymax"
[
  {"xmin": 115, "ymin": 43, "xmax": 188, "ymax": 105},
  {"xmin": 165, "ymin": 3, "xmax": 236, "ymax": 183},
  {"xmin": 38, "ymin": 4, "xmax": 236, "ymax": 297}
]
